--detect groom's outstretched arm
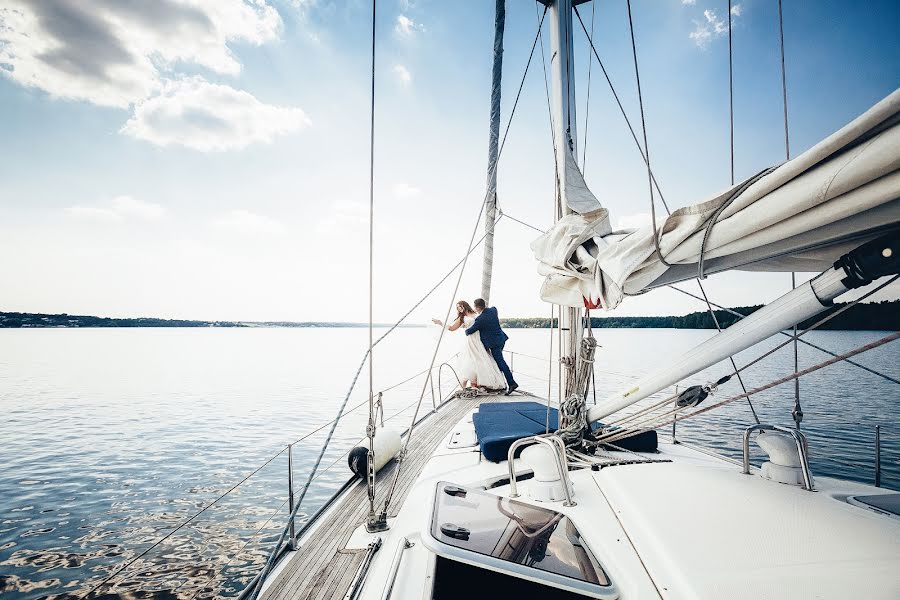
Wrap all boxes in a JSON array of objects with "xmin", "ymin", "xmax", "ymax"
[{"xmin": 464, "ymin": 314, "xmax": 484, "ymax": 336}]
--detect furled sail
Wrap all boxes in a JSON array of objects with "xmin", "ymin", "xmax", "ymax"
[{"xmin": 532, "ymin": 88, "xmax": 900, "ymax": 309}]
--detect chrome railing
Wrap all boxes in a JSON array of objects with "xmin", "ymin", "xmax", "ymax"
[
  {"xmin": 380, "ymin": 536, "xmax": 413, "ymax": 600},
  {"xmin": 507, "ymin": 434, "xmax": 576, "ymax": 507},
  {"xmin": 742, "ymin": 424, "xmax": 815, "ymax": 491}
]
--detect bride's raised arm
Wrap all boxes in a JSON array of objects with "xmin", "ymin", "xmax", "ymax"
[{"xmin": 431, "ymin": 317, "xmax": 464, "ymax": 331}]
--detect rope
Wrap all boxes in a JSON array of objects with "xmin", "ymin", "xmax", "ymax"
[
  {"xmin": 582, "ymin": 0, "xmax": 596, "ymax": 172},
  {"xmin": 625, "ymin": 0, "xmax": 667, "ymax": 267},
  {"xmin": 247, "ymin": 343, "xmax": 370, "ymax": 599},
  {"xmin": 501, "ymin": 209, "xmax": 546, "ymax": 234},
  {"xmin": 667, "ymin": 279, "xmax": 900, "ymax": 385},
  {"xmin": 379, "ymin": 10, "xmax": 548, "ymax": 519},
  {"xmin": 653, "ymin": 332, "xmax": 900, "ymax": 435},
  {"xmin": 622, "ymin": 1, "xmax": 759, "ymax": 421},
  {"xmin": 573, "ymin": 6, "xmax": 671, "ymax": 215},
  {"xmin": 696, "ymin": 281, "xmax": 759, "ymax": 424},
  {"xmin": 598, "ymin": 297, "xmax": 900, "ymax": 442},
  {"xmin": 81, "ymin": 447, "xmax": 288, "ymax": 598}
]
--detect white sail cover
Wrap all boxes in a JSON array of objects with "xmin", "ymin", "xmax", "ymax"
[{"xmin": 532, "ymin": 88, "xmax": 900, "ymax": 309}]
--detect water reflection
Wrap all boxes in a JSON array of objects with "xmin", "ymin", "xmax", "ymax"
[{"xmin": 0, "ymin": 328, "xmax": 897, "ymax": 598}]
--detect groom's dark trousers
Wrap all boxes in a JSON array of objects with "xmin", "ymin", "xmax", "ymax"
[{"xmin": 464, "ymin": 306, "xmax": 517, "ymax": 388}]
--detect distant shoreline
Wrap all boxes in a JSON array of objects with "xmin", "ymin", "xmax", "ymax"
[{"xmin": 3, "ymin": 300, "xmax": 898, "ymax": 330}]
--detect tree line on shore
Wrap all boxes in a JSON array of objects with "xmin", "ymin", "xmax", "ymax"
[
  {"xmin": 500, "ymin": 300, "xmax": 900, "ymax": 331},
  {"xmin": 2, "ymin": 299, "xmax": 897, "ymax": 330}
]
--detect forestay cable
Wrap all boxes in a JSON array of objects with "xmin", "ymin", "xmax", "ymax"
[{"xmin": 380, "ymin": 7, "xmax": 549, "ymax": 518}]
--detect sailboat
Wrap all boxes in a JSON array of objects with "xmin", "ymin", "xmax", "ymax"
[{"xmin": 244, "ymin": 1, "xmax": 900, "ymax": 598}]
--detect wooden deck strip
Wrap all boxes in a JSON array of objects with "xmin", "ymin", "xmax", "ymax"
[{"xmin": 261, "ymin": 395, "xmax": 505, "ymax": 600}]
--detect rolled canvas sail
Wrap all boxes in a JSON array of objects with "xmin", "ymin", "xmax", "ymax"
[{"xmin": 532, "ymin": 88, "xmax": 900, "ymax": 309}]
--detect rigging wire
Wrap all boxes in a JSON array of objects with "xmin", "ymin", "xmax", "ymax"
[
  {"xmin": 776, "ymin": 0, "xmax": 802, "ymax": 429},
  {"xmin": 598, "ymin": 331, "xmax": 900, "ymax": 444},
  {"xmin": 624, "ymin": 0, "xmax": 661, "ymax": 262},
  {"xmin": 81, "ymin": 447, "xmax": 288, "ymax": 598},
  {"xmin": 365, "ymin": 0, "xmax": 380, "ymax": 531},
  {"xmin": 379, "ymin": 7, "xmax": 550, "ymax": 519},
  {"xmin": 624, "ymin": 332, "xmax": 900, "ymax": 440},
  {"xmin": 582, "ymin": 0, "xmax": 596, "ymax": 172},
  {"xmin": 667, "ymin": 281, "xmax": 900, "ymax": 386},
  {"xmin": 598, "ymin": 276, "xmax": 900, "ymax": 440},
  {"xmin": 500, "ymin": 209, "xmax": 546, "ymax": 234},
  {"xmin": 728, "ymin": 0, "xmax": 735, "ymax": 185},
  {"xmin": 182, "ymin": 498, "xmax": 288, "ymax": 600},
  {"xmin": 252, "ymin": 4, "xmax": 384, "ymax": 590},
  {"xmin": 623, "ymin": 0, "xmax": 758, "ymax": 423},
  {"xmin": 573, "ymin": 5, "xmax": 670, "ymax": 215},
  {"xmin": 535, "ymin": 1, "xmax": 562, "ymax": 415}
]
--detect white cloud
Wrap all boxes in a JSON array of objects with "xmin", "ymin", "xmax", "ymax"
[
  {"xmin": 688, "ymin": 5, "xmax": 741, "ymax": 49},
  {"xmin": 212, "ymin": 209, "xmax": 285, "ymax": 235},
  {"xmin": 614, "ymin": 212, "xmax": 653, "ymax": 231},
  {"xmin": 392, "ymin": 64, "xmax": 412, "ymax": 86},
  {"xmin": 121, "ymin": 78, "xmax": 310, "ymax": 152},
  {"xmin": 314, "ymin": 201, "xmax": 367, "ymax": 235},
  {"xmin": 0, "ymin": 0, "xmax": 283, "ymax": 108},
  {"xmin": 65, "ymin": 206, "xmax": 124, "ymax": 223},
  {"xmin": 64, "ymin": 196, "xmax": 164, "ymax": 223},
  {"xmin": 392, "ymin": 183, "xmax": 420, "ymax": 199},
  {"xmin": 394, "ymin": 14, "xmax": 421, "ymax": 38},
  {"xmin": 682, "ymin": 0, "xmax": 696, "ymax": 5},
  {"xmin": 110, "ymin": 196, "xmax": 165, "ymax": 220}
]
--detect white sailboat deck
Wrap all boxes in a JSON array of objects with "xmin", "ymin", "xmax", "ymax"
[
  {"xmin": 259, "ymin": 395, "xmax": 900, "ymax": 600},
  {"xmin": 259, "ymin": 394, "xmax": 516, "ymax": 600}
]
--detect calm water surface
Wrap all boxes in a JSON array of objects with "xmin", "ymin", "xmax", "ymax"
[{"xmin": 1, "ymin": 327, "xmax": 898, "ymax": 598}]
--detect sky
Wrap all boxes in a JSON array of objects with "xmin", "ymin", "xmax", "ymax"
[{"xmin": 0, "ymin": 0, "xmax": 898, "ymax": 324}]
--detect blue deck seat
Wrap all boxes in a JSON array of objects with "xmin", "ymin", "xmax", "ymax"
[
  {"xmin": 473, "ymin": 402, "xmax": 559, "ymax": 462},
  {"xmin": 473, "ymin": 401, "xmax": 655, "ymax": 460}
]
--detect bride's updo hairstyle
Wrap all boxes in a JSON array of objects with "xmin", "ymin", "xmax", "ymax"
[{"xmin": 457, "ymin": 300, "xmax": 475, "ymax": 321}]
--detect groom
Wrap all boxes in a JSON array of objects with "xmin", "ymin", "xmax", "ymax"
[{"xmin": 465, "ymin": 298, "xmax": 518, "ymax": 395}]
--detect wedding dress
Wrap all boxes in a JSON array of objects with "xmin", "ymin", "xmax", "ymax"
[{"xmin": 458, "ymin": 315, "xmax": 507, "ymax": 390}]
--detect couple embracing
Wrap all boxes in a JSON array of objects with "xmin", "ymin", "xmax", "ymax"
[{"xmin": 432, "ymin": 298, "xmax": 518, "ymax": 395}]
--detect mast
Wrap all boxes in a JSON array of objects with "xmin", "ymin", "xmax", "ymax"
[
  {"xmin": 546, "ymin": 0, "xmax": 585, "ymax": 387},
  {"xmin": 481, "ymin": 0, "xmax": 506, "ymax": 305}
]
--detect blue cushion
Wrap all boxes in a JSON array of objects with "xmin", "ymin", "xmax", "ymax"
[{"xmin": 473, "ymin": 402, "xmax": 560, "ymax": 462}]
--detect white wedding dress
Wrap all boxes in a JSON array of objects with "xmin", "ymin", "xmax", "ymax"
[{"xmin": 458, "ymin": 316, "xmax": 507, "ymax": 390}]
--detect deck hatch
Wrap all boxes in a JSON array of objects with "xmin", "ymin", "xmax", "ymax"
[{"xmin": 423, "ymin": 482, "xmax": 618, "ymax": 599}]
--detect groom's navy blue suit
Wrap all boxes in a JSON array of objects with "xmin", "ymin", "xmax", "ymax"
[{"xmin": 465, "ymin": 307, "xmax": 517, "ymax": 389}]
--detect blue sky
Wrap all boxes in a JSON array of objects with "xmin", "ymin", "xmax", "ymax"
[{"xmin": 0, "ymin": 0, "xmax": 897, "ymax": 322}]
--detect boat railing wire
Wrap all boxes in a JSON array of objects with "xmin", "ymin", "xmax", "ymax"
[{"xmin": 78, "ymin": 357, "xmax": 462, "ymax": 600}]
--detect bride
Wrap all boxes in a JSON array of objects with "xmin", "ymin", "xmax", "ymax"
[{"xmin": 432, "ymin": 300, "xmax": 507, "ymax": 390}]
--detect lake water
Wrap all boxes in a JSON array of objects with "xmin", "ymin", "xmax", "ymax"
[{"xmin": 1, "ymin": 327, "xmax": 898, "ymax": 599}]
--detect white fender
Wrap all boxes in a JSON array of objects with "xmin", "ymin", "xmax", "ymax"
[{"xmin": 347, "ymin": 427, "xmax": 402, "ymax": 478}]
